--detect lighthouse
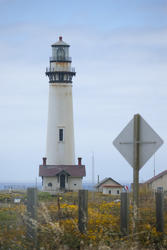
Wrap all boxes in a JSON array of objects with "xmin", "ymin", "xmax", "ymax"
[
  {"xmin": 46, "ymin": 36, "xmax": 75, "ymax": 165},
  {"xmin": 39, "ymin": 37, "xmax": 86, "ymax": 192}
]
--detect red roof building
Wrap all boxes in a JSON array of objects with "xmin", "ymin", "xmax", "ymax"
[
  {"xmin": 39, "ymin": 158, "xmax": 86, "ymax": 192},
  {"xmin": 95, "ymin": 177, "xmax": 123, "ymax": 195}
]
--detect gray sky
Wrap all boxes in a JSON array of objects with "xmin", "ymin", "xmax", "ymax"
[{"xmin": 0, "ymin": 0, "xmax": 167, "ymax": 183}]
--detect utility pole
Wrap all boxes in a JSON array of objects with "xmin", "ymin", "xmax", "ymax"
[
  {"xmin": 92, "ymin": 152, "xmax": 95, "ymax": 200},
  {"xmin": 92, "ymin": 152, "xmax": 95, "ymax": 186}
]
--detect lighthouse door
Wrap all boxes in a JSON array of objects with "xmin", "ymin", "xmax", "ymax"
[{"xmin": 60, "ymin": 174, "xmax": 65, "ymax": 189}]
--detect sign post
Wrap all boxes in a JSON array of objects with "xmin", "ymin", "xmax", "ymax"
[
  {"xmin": 133, "ymin": 114, "xmax": 140, "ymax": 232},
  {"xmin": 113, "ymin": 114, "xmax": 163, "ymax": 233}
]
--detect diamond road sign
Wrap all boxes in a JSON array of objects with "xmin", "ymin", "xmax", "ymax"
[{"xmin": 113, "ymin": 116, "xmax": 163, "ymax": 169}]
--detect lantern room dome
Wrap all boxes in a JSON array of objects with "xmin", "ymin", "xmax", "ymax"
[{"xmin": 52, "ymin": 36, "xmax": 70, "ymax": 47}]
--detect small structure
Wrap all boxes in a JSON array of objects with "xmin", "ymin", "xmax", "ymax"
[
  {"xmin": 39, "ymin": 157, "xmax": 86, "ymax": 192},
  {"xmin": 95, "ymin": 177, "xmax": 123, "ymax": 195},
  {"xmin": 145, "ymin": 170, "xmax": 167, "ymax": 192}
]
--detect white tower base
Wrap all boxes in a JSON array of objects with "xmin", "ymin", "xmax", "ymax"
[{"xmin": 46, "ymin": 83, "xmax": 75, "ymax": 165}]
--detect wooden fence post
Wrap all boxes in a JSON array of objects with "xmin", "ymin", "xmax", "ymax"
[
  {"xmin": 156, "ymin": 191, "xmax": 164, "ymax": 233},
  {"xmin": 78, "ymin": 190, "xmax": 88, "ymax": 233},
  {"xmin": 120, "ymin": 192, "xmax": 129, "ymax": 235},
  {"xmin": 27, "ymin": 188, "xmax": 37, "ymax": 246}
]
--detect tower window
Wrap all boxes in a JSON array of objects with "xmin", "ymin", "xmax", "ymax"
[
  {"xmin": 59, "ymin": 129, "xmax": 64, "ymax": 141},
  {"xmin": 48, "ymin": 182, "xmax": 52, "ymax": 187}
]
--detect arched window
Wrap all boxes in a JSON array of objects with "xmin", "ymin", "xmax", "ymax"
[
  {"xmin": 57, "ymin": 48, "xmax": 65, "ymax": 60},
  {"xmin": 48, "ymin": 182, "xmax": 52, "ymax": 187}
]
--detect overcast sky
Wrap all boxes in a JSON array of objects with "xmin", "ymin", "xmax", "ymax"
[{"xmin": 0, "ymin": 0, "xmax": 167, "ymax": 184}]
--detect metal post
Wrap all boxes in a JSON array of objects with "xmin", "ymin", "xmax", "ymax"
[
  {"xmin": 78, "ymin": 190, "xmax": 88, "ymax": 233},
  {"xmin": 27, "ymin": 188, "xmax": 37, "ymax": 246},
  {"xmin": 133, "ymin": 114, "xmax": 140, "ymax": 233},
  {"xmin": 120, "ymin": 192, "xmax": 129, "ymax": 235},
  {"xmin": 156, "ymin": 191, "xmax": 164, "ymax": 233},
  {"xmin": 97, "ymin": 175, "xmax": 100, "ymax": 192},
  {"xmin": 92, "ymin": 153, "xmax": 95, "ymax": 201}
]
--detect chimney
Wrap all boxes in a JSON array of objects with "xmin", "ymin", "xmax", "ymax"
[
  {"xmin": 43, "ymin": 157, "xmax": 47, "ymax": 165},
  {"xmin": 78, "ymin": 157, "xmax": 82, "ymax": 166},
  {"xmin": 59, "ymin": 36, "xmax": 62, "ymax": 41}
]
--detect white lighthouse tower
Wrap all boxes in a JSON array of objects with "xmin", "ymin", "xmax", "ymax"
[
  {"xmin": 39, "ymin": 37, "xmax": 85, "ymax": 192},
  {"xmin": 46, "ymin": 36, "xmax": 75, "ymax": 165}
]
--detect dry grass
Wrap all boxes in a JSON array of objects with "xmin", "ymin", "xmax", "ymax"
[{"xmin": 0, "ymin": 189, "xmax": 167, "ymax": 249}]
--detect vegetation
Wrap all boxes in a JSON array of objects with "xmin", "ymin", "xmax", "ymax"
[{"xmin": 0, "ymin": 190, "xmax": 167, "ymax": 249}]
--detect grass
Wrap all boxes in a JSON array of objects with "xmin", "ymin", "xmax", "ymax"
[{"xmin": 0, "ymin": 189, "xmax": 167, "ymax": 249}]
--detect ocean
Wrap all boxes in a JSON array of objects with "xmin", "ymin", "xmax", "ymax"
[{"xmin": 0, "ymin": 182, "xmax": 96, "ymax": 191}]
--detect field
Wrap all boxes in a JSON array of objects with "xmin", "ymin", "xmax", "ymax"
[{"xmin": 0, "ymin": 189, "xmax": 167, "ymax": 249}]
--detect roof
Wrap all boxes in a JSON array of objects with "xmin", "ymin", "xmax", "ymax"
[
  {"xmin": 103, "ymin": 185, "xmax": 123, "ymax": 188},
  {"xmin": 95, "ymin": 177, "xmax": 123, "ymax": 188},
  {"xmin": 145, "ymin": 170, "xmax": 167, "ymax": 184},
  {"xmin": 39, "ymin": 165, "xmax": 86, "ymax": 178},
  {"xmin": 52, "ymin": 36, "xmax": 69, "ymax": 47}
]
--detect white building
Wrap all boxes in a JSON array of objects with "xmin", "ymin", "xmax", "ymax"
[
  {"xmin": 39, "ymin": 37, "xmax": 86, "ymax": 192},
  {"xmin": 145, "ymin": 170, "xmax": 167, "ymax": 192},
  {"xmin": 95, "ymin": 177, "xmax": 123, "ymax": 195}
]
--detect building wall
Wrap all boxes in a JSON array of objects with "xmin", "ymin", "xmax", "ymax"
[
  {"xmin": 98, "ymin": 179, "xmax": 121, "ymax": 192},
  {"xmin": 43, "ymin": 176, "xmax": 82, "ymax": 191},
  {"xmin": 46, "ymin": 84, "xmax": 75, "ymax": 165},
  {"xmin": 149, "ymin": 174, "xmax": 167, "ymax": 191},
  {"xmin": 103, "ymin": 187, "xmax": 122, "ymax": 195},
  {"xmin": 43, "ymin": 176, "xmax": 60, "ymax": 191},
  {"xmin": 68, "ymin": 177, "xmax": 82, "ymax": 190}
]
